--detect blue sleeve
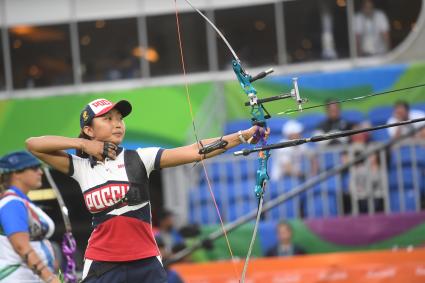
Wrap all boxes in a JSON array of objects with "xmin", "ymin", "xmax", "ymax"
[{"xmin": 0, "ymin": 200, "xmax": 29, "ymax": 236}]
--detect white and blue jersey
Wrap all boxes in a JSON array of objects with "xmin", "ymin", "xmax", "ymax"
[
  {"xmin": 0, "ymin": 187, "xmax": 55, "ymax": 282},
  {"xmin": 68, "ymin": 147, "xmax": 164, "ymax": 263}
]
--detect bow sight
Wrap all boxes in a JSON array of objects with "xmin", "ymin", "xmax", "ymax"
[{"xmin": 242, "ymin": 76, "xmax": 308, "ymax": 119}]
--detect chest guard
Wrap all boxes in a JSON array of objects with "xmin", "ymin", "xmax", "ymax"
[
  {"xmin": 91, "ymin": 150, "xmax": 150, "ymax": 228},
  {"xmin": 123, "ymin": 149, "xmax": 150, "ymax": 205}
]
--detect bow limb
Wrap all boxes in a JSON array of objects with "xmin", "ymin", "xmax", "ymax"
[
  {"xmin": 181, "ymin": 0, "xmax": 239, "ymax": 61},
  {"xmin": 43, "ymin": 168, "xmax": 77, "ymax": 283}
]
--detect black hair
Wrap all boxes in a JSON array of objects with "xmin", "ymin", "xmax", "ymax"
[{"xmin": 394, "ymin": 100, "xmax": 410, "ymax": 112}]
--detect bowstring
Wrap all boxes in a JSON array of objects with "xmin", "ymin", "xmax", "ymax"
[{"xmin": 173, "ymin": 1, "xmax": 240, "ymax": 280}]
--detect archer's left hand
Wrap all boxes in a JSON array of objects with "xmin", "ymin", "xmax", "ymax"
[{"xmin": 246, "ymin": 125, "xmax": 270, "ymax": 144}]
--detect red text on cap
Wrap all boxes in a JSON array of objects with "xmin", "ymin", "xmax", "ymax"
[{"xmin": 91, "ymin": 99, "xmax": 112, "ymax": 108}]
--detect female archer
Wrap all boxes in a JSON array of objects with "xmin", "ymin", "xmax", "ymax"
[
  {"xmin": 26, "ymin": 98, "xmax": 267, "ymax": 282},
  {"xmin": 0, "ymin": 151, "xmax": 59, "ymax": 283}
]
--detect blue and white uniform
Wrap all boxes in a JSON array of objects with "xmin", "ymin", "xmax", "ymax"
[
  {"xmin": 68, "ymin": 147, "xmax": 165, "ymax": 281},
  {"xmin": 0, "ymin": 187, "xmax": 55, "ymax": 282},
  {"xmin": 74, "ymin": 98, "xmax": 167, "ymax": 282}
]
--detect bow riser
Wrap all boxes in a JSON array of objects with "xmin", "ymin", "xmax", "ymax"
[{"xmin": 232, "ymin": 59, "xmax": 270, "ymax": 199}]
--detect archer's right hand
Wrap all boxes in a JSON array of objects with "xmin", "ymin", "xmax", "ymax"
[{"xmin": 81, "ymin": 139, "xmax": 118, "ymax": 160}]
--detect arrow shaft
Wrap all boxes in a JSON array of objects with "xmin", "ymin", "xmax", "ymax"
[
  {"xmin": 235, "ymin": 117, "xmax": 425, "ymax": 155},
  {"xmin": 278, "ymin": 83, "xmax": 425, "ymax": 115}
]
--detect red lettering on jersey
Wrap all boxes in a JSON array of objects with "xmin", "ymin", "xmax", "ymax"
[
  {"xmin": 84, "ymin": 183, "xmax": 130, "ymax": 213},
  {"xmin": 111, "ymin": 185, "xmax": 121, "ymax": 202}
]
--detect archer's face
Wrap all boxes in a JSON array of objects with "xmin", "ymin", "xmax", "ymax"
[
  {"xmin": 87, "ymin": 108, "xmax": 126, "ymax": 145},
  {"xmin": 13, "ymin": 166, "xmax": 43, "ymax": 190}
]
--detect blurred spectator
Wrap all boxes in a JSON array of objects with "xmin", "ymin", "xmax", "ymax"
[
  {"xmin": 271, "ymin": 120, "xmax": 317, "ymax": 181},
  {"xmin": 265, "ymin": 221, "xmax": 305, "ymax": 257},
  {"xmin": 354, "ymin": 0, "xmax": 390, "ymax": 56},
  {"xmin": 320, "ymin": 1, "xmax": 338, "ymax": 60},
  {"xmin": 158, "ymin": 209, "xmax": 184, "ymax": 254},
  {"xmin": 316, "ymin": 100, "xmax": 353, "ymax": 145},
  {"xmin": 156, "ymin": 236, "xmax": 185, "ymax": 283},
  {"xmin": 347, "ymin": 122, "xmax": 384, "ymax": 214},
  {"xmin": 387, "ymin": 101, "xmax": 425, "ymax": 139}
]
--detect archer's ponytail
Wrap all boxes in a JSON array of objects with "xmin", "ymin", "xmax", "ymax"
[{"xmin": 0, "ymin": 173, "xmax": 11, "ymax": 195}]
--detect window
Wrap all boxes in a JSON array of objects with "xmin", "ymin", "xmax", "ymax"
[
  {"xmin": 79, "ymin": 18, "xmax": 141, "ymax": 82},
  {"xmin": 9, "ymin": 24, "xmax": 73, "ymax": 89},
  {"xmin": 284, "ymin": 0, "xmax": 349, "ymax": 63},
  {"xmin": 354, "ymin": 0, "xmax": 422, "ymax": 57},
  {"xmin": 146, "ymin": 12, "xmax": 208, "ymax": 77},
  {"xmin": 0, "ymin": 30, "xmax": 5, "ymax": 90},
  {"xmin": 215, "ymin": 4, "xmax": 278, "ymax": 70}
]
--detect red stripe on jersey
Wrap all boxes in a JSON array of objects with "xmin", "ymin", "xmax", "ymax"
[{"xmin": 85, "ymin": 216, "xmax": 159, "ymax": 261}]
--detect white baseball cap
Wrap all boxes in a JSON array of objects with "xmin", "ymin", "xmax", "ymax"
[
  {"xmin": 282, "ymin": 120, "xmax": 304, "ymax": 137},
  {"xmin": 80, "ymin": 98, "xmax": 132, "ymax": 128}
]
